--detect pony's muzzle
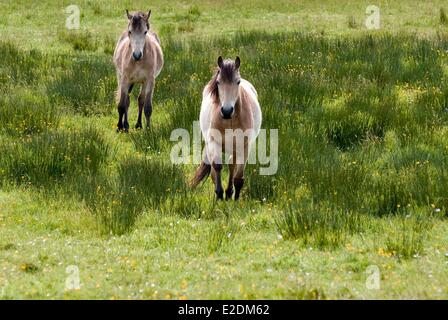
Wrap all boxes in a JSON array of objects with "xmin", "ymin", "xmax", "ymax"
[
  {"xmin": 221, "ymin": 106, "xmax": 234, "ymax": 119},
  {"xmin": 132, "ymin": 51, "xmax": 143, "ymax": 61}
]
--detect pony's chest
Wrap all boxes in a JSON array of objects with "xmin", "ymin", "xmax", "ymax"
[
  {"xmin": 213, "ymin": 118, "xmax": 244, "ymax": 131},
  {"xmin": 127, "ymin": 67, "xmax": 148, "ymax": 83}
]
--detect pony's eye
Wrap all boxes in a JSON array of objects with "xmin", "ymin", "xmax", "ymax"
[
  {"xmin": 144, "ymin": 31, "xmax": 148, "ymax": 35},
  {"xmin": 128, "ymin": 31, "xmax": 131, "ymax": 35},
  {"xmin": 237, "ymin": 80, "xmax": 241, "ymax": 85}
]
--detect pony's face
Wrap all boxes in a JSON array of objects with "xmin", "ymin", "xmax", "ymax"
[
  {"xmin": 126, "ymin": 10, "xmax": 151, "ymax": 61},
  {"xmin": 216, "ymin": 56, "xmax": 241, "ymax": 119}
]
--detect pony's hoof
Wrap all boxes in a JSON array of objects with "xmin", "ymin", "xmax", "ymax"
[
  {"xmin": 116, "ymin": 127, "xmax": 128, "ymax": 133},
  {"xmin": 215, "ymin": 191, "xmax": 224, "ymax": 200},
  {"xmin": 135, "ymin": 123, "xmax": 142, "ymax": 130}
]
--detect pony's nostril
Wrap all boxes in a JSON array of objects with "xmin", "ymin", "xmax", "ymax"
[
  {"xmin": 132, "ymin": 51, "xmax": 142, "ymax": 60},
  {"xmin": 221, "ymin": 107, "xmax": 234, "ymax": 119}
]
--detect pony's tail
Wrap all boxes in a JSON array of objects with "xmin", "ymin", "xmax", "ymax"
[{"xmin": 190, "ymin": 161, "xmax": 211, "ymax": 188}]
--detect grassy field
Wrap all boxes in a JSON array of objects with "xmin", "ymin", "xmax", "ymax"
[{"xmin": 1, "ymin": 0, "xmax": 448, "ymax": 299}]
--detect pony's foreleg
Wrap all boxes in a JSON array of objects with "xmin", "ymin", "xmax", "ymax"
[
  {"xmin": 233, "ymin": 145, "xmax": 249, "ymax": 201},
  {"xmin": 207, "ymin": 141, "xmax": 224, "ymax": 200},
  {"xmin": 211, "ymin": 163, "xmax": 224, "ymax": 200},
  {"xmin": 225, "ymin": 159, "xmax": 235, "ymax": 200},
  {"xmin": 136, "ymin": 86, "xmax": 145, "ymax": 129},
  {"xmin": 143, "ymin": 76, "xmax": 155, "ymax": 128},
  {"xmin": 117, "ymin": 81, "xmax": 131, "ymax": 132},
  {"xmin": 233, "ymin": 164, "xmax": 245, "ymax": 201}
]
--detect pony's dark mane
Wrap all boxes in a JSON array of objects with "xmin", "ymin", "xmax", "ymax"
[
  {"xmin": 206, "ymin": 71, "xmax": 220, "ymax": 103},
  {"xmin": 206, "ymin": 59, "xmax": 238, "ymax": 103},
  {"xmin": 130, "ymin": 12, "xmax": 149, "ymax": 30}
]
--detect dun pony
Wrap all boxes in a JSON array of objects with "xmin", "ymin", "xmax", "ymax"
[
  {"xmin": 113, "ymin": 9, "xmax": 164, "ymax": 131},
  {"xmin": 191, "ymin": 57, "xmax": 262, "ymax": 200}
]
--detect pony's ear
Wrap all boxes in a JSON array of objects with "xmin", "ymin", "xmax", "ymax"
[
  {"xmin": 126, "ymin": 9, "xmax": 132, "ymax": 20},
  {"xmin": 235, "ymin": 56, "xmax": 241, "ymax": 69},
  {"xmin": 217, "ymin": 56, "xmax": 224, "ymax": 69},
  {"xmin": 146, "ymin": 10, "xmax": 152, "ymax": 20}
]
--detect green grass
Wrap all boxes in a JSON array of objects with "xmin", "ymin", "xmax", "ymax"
[
  {"xmin": 441, "ymin": 8, "xmax": 448, "ymax": 25},
  {"xmin": 276, "ymin": 192, "xmax": 363, "ymax": 249},
  {"xmin": 0, "ymin": 127, "xmax": 110, "ymax": 187},
  {"xmin": 1, "ymin": 0, "xmax": 448, "ymax": 299}
]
